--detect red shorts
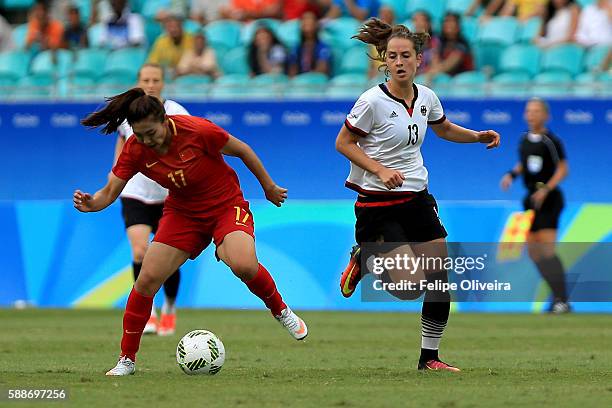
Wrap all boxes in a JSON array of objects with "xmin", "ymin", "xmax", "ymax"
[{"xmin": 153, "ymin": 201, "xmax": 255, "ymax": 259}]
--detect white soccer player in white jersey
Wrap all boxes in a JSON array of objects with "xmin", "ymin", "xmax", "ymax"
[
  {"xmin": 335, "ymin": 19, "xmax": 500, "ymax": 372},
  {"xmin": 113, "ymin": 63, "xmax": 190, "ymax": 336}
]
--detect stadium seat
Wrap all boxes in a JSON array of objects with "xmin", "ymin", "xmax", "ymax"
[
  {"xmin": 490, "ymin": 72, "xmax": 530, "ymax": 97},
  {"xmin": 72, "ymin": 48, "xmax": 109, "ymax": 79},
  {"xmin": 338, "ymin": 47, "xmax": 369, "ymax": 75},
  {"xmin": 140, "ymin": 0, "xmax": 169, "ymax": 20},
  {"xmin": 474, "ymin": 42, "xmax": 507, "ymax": 73},
  {"xmin": 183, "ymin": 20, "xmax": 202, "ymax": 34},
  {"xmin": 478, "ymin": 17, "xmax": 519, "ymax": 45},
  {"xmin": 72, "ymin": 0, "xmax": 92, "ymax": 25},
  {"xmin": 446, "ymin": 0, "xmax": 473, "ymax": 14},
  {"xmin": 220, "ymin": 47, "xmax": 249, "ymax": 75},
  {"xmin": 498, "ymin": 44, "xmax": 541, "ymax": 77},
  {"xmin": 286, "ymin": 72, "xmax": 328, "ymax": 98},
  {"xmin": 576, "ymin": 0, "xmax": 596, "ymax": 6},
  {"xmin": 584, "ymin": 45, "xmax": 610, "ymax": 72},
  {"xmin": 13, "ymin": 75, "xmax": 55, "ymax": 100},
  {"xmin": 517, "ymin": 18, "xmax": 541, "ymax": 43},
  {"xmin": 320, "ymin": 17, "xmax": 361, "ymax": 49},
  {"xmin": 215, "ymin": 74, "xmax": 250, "ymax": 86},
  {"xmin": 277, "ymin": 19, "xmax": 301, "ymax": 49},
  {"xmin": 460, "ymin": 16, "xmax": 479, "ymax": 45},
  {"xmin": 204, "ymin": 20, "xmax": 242, "ymax": 49},
  {"xmin": 171, "ymin": 75, "xmax": 211, "ymax": 99},
  {"xmin": 145, "ymin": 19, "xmax": 163, "ymax": 47},
  {"xmin": 11, "ymin": 24, "xmax": 28, "ymax": 49},
  {"xmin": 103, "ymin": 47, "xmax": 147, "ymax": 77},
  {"xmin": 327, "ymin": 73, "xmax": 368, "ymax": 99},
  {"xmin": 30, "ymin": 49, "xmax": 74, "ymax": 78},
  {"xmin": 330, "ymin": 73, "xmax": 368, "ymax": 87},
  {"xmin": 87, "ymin": 23, "xmax": 105, "ymax": 48},
  {"xmin": 540, "ymin": 44, "xmax": 585, "ymax": 76},
  {"xmin": 573, "ymin": 72, "xmax": 600, "ymax": 96},
  {"xmin": 67, "ymin": 75, "xmax": 98, "ymax": 99},
  {"xmin": 531, "ymin": 71, "xmax": 573, "ymax": 96},
  {"xmin": 208, "ymin": 84, "xmax": 247, "ymax": 99},
  {"xmin": 241, "ymin": 19, "xmax": 282, "ymax": 45},
  {"xmin": 449, "ymin": 70, "xmax": 487, "ymax": 97},
  {"xmin": 379, "ymin": 0, "xmax": 408, "ymax": 21},
  {"xmin": 251, "ymin": 73, "xmax": 289, "ymax": 86},
  {"xmin": 405, "ymin": 0, "xmax": 446, "ymax": 26},
  {"xmin": 3, "ymin": 0, "xmax": 35, "ymax": 9},
  {"xmin": 0, "ymin": 50, "xmax": 31, "ymax": 80}
]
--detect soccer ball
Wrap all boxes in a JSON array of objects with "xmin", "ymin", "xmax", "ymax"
[{"xmin": 176, "ymin": 330, "xmax": 225, "ymax": 375}]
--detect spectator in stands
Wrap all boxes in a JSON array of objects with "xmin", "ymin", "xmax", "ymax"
[
  {"xmin": 429, "ymin": 13, "xmax": 474, "ymax": 76},
  {"xmin": 331, "ymin": 0, "xmax": 381, "ymax": 20},
  {"xmin": 412, "ymin": 10, "xmax": 441, "ymax": 74},
  {"xmin": 535, "ymin": 0, "xmax": 579, "ymax": 48},
  {"xmin": 0, "ymin": 14, "xmax": 13, "ymax": 52},
  {"xmin": 219, "ymin": 0, "xmax": 283, "ymax": 21},
  {"xmin": 25, "ymin": 1, "xmax": 65, "ymax": 52},
  {"xmin": 248, "ymin": 25, "xmax": 288, "ymax": 76},
  {"xmin": 176, "ymin": 31, "xmax": 221, "ymax": 78},
  {"xmin": 288, "ymin": 11, "xmax": 331, "ymax": 76},
  {"xmin": 465, "ymin": 0, "xmax": 505, "ymax": 21},
  {"xmin": 63, "ymin": 5, "xmax": 89, "ymax": 49},
  {"xmin": 100, "ymin": 0, "xmax": 145, "ymax": 49},
  {"xmin": 284, "ymin": 0, "xmax": 323, "ymax": 20},
  {"xmin": 148, "ymin": 14, "xmax": 194, "ymax": 74},
  {"xmin": 500, "ymin": 0, "xmax": 547, "ymax": 21},
  {"xmin": 368, "ymin": 5, "xmax": 395, "ymax": 78},
  {"xmin": 575, "ymin": 0, "xmax": 612, "ymax": 47}
]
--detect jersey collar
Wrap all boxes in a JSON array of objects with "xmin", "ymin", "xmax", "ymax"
[
  {"xmin": 379, "ymin": 83, "xmax": 419, "ymax": 116},
  {"xmin": 168, "ymin": 117, "xmax": 177, "ymax": 135}
]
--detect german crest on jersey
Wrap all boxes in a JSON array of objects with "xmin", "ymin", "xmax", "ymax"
[{"xmin": 420, "ymin": 105, "xmax": 427, "ymax": 116}]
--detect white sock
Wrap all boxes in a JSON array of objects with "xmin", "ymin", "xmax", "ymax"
[
  {"xmin": 421, "ymin": 316, "xmax": 447, "ymax": 350},
  {"xmin": 162, "ymin": 300, "xmax": 176, "ymax": 315}
]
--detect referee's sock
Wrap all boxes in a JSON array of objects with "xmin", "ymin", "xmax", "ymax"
[{"xmin": 535, "ymin": 255, "xmax": 568, "ymax": 302}]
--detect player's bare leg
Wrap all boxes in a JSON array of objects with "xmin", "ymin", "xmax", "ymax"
[{"xmin": 217, "ymin": 231, "xmax": 308, "ymax": 340}]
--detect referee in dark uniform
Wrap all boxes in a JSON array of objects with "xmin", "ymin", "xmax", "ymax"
[{"xmin": 500, "ymin": 98, "xmax": 570, "ymax": 313}]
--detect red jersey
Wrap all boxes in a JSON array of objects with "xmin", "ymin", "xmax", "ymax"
[{"xmin": 112, "ymin": 115, "xmax": 244, "ymax": 215}]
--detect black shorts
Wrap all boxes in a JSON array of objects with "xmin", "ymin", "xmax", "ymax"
[
  {"xmin": 120, "ymin": 197, "xmax": 164, "ymax": 231},
  {"xmin": 523, "ymin": 189, "xmax": 564, "ymax": 232},
  {"xmin": 355, "ymin": 190, "xmax": 448, "ymax": 244}
]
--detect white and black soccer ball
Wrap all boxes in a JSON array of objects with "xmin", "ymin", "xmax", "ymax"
[{"xmin": 176, "ymin": 330, "xmax": 225, "ymax": 375}]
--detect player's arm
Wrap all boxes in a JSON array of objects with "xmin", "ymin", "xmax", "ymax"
[
  {"xmin": 335, "ymin": 126, "xmax": 405, "ymax": 190},
  {"xmin": 73, "ymin": 173, "xmax": 127, "ymax": 212},
  {"xmin": 500, "ymin": 162, "xmax": 523, "ymax": 191},
  {"xmin": 221, "ymin": 135, "xmax": 287, "ymax": 207},
  {"xmin": 431, "ymin": 118, "xmax": 500, "ymax": 149},
  {"xmin": 113, "ymin": 134, "xmax": 125, "ymax": 166},
  {"xmin": 544, "ymin": 160, "xmax": 568, "ymax": 191}
]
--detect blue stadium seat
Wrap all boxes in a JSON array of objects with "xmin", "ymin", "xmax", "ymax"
[
  {"xmin": 204, "ymin": 20, "xmax": 242, "ymax": 49},
  {"xmin": 285, "ymin": 72, "xmax": 328, "ymax": 98},
  {"xmin": 474, "ymin": 42, "xmax": 507, "ymax": 72},
  {"xmin": 0, "ymin": 50, "xmax": 31, "ymax": 80},
  {"xmin": 3, "ymin": 0, "xmax": 34, "ymax": 9},
  {"xmin": 540, "ymin": 44, "xmax": 585, "ymax": 76},
  {"xmin": 490, "ymin": 72, "xmax": 530, "ymax": 97},
  {"xmin": 145, "ymin": 19, "xmax": 163, "ymax": 47},
  {"xmin": 379, "ymin": 0, "xmax": 408, "ymax": 21},
  {"xmin": 251, "ymin": 73, "xmax": 289, "ymax": 86},
  {"xmin": 584, "ymin": 45, "xmax": 609, "ymax": 72},
  {"xmin": 241, "ymin": 19, "xmax": 282, "ymax": 45},
  {"xmin": 573, "ymin": 72, "xmax": 600, "ymax": 96},
  {"xmin": 183, "ymin": 20, "xmax": 202, "ymax": 34},
  {"xmin": 478, "ymin": 17, "xmax": 519, "ymax": 45},
  {"xmin": 140, "ymin": 0, "xmax": 169, "ymax": 20},
  {"xmin": 449, "ymin": 70, "xmax": 487, "ymax": 97},
  {"xmin": 215, "ymin": 74, "xmax": 250, "ymax": 86},
  {"xmin": 11, "ymin": 24, "xmax": 29, "ymax": 49},
  {"xmin": 14, "ymin": 75, "xmax": 55, "ymax": 100},
  {"xmin": 87, "ymin": 23, "xmax": 105, "ymax": 48},
  {"xmin": 460, "ymin": 16, "xmax": 479, "ymax": 45},
  {"xmin": 103, "ymin": 48, "xmax": 147, "ymax": 77},
  {"xmin": 405, "ymin": 0, "xmax": 447, "ymax": 26},
  {"xmin": 171, "ymin": 75, "xmax": 211, "ymax": 99},
  {"xmin": 531, "ymin": 71, "xmax": 573, "ymax": 96},
  {"xmin": 320, "ymin": 17, "xmax": 361, "ymax": 49},
  {"xmin": 277, "ymin": 19, "xmax": 301, "ymax": 49},
  {"xmin": 517, "ymin": 18, "xmax": 541, "ymax": 43},
  {"xmin": 498, "ymin": 44, "xmax": 541, "ymax": 77},
  {"xmin": 446, "ymin": 0, "xmax": 473, "ymax": 14},
  {"xmin": 30, "ymin": 50, "xmax": 74, "ymax": 78},
  {"xmin": 327, "ymin": 73, "xmax": 368, "ymax": 99},
  {"xmin": 339, "ymin": 47, "xmax": 369, "ymax": 75},
  {"xmin": 72, "ymin": 48, "xmax": 109, "ymax": 79},
  {"xmin": 68, "ymin": 75, "xmax": 99, "ymax": 99},
  {"xmin": 220, "ymin": 47, "xmax": 249, "ymax": 75}
]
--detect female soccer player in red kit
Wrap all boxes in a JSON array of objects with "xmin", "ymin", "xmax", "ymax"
[{"xmin": 75, "ymin": 88, "xmax": 308, "ymax": 376}]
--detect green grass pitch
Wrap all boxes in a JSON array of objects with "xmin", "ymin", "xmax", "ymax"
[{"xmin": 1, "ymin": 309, "xmax": 611, "ymax": 407}]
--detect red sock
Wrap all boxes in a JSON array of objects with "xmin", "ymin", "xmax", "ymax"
[
  {"xmin": 244, "ymin": 264, "xmax": 286, "ymax": 316},
  {"xmin": 120, "ymin": 287, "xmax": 154, "ymax": 361}
]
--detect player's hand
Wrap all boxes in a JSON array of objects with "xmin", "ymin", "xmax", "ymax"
[
  {"xmin": 500, "ymin": 173, "xmax": 513, "ymax": 191},
  {"xmin": 73, "ymin": 190, "xmax": 94, "ymax": 212},
  {"xmin": 264, "ymin": 184, "xmax": 288, "ymax": 207},
  {"xmin": 530, "ymin": 188, "xmax": 549, "ymax": 210},
  {"xmin": 477, "ymin": 130, "xmax": 501, "ymax": 149},
  {"xmin": 376, "ymin": 167, "xmax": 405, "ymax": 190}
]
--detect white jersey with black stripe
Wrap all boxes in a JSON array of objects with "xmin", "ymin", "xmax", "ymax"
[
  {"xmin": 343, "ymin": 83, "xmax": 446, "ymax": 195},
  {"xmin": 117, "ymin": 99, "xmax": 190, "ymax": 204}
]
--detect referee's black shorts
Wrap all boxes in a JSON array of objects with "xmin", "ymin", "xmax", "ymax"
[
  {"xmin": 523, "ymin": 189, "xmax": 564, "ymax": 232},
  {"xmin": 355, "ymin": 190, "xmax": 448, "ymax": 244},
  {"xmin": 120, "ymin": 197, "xmax": 164, "ymax": 232}
]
